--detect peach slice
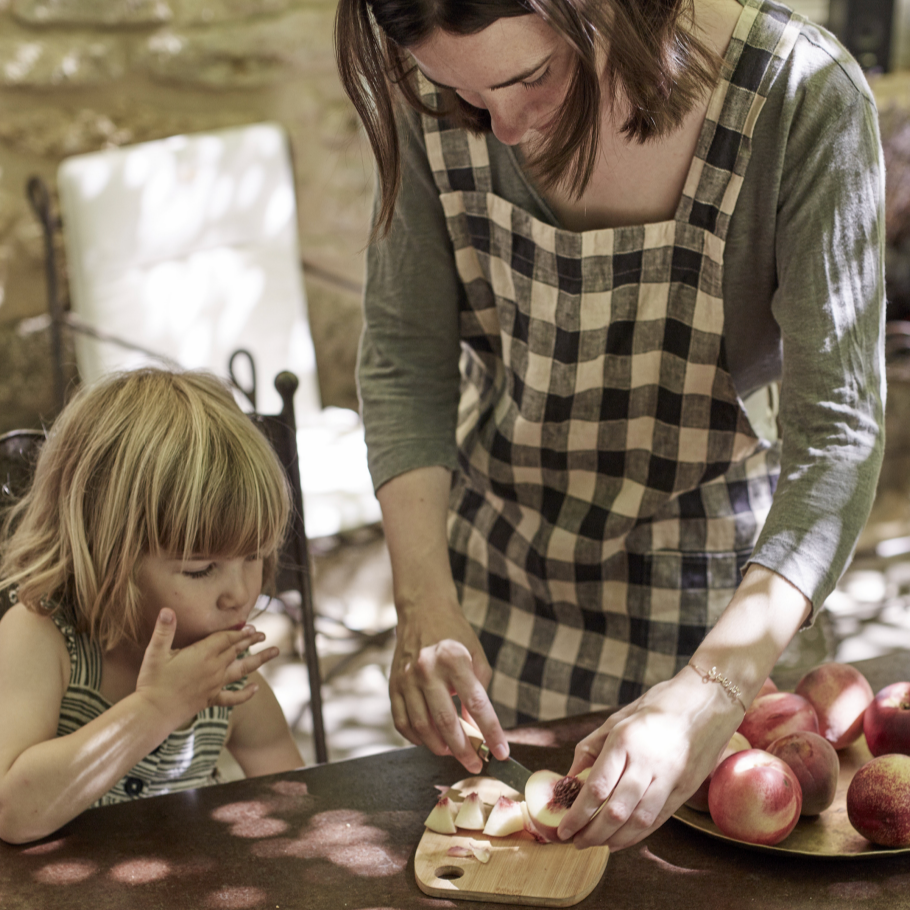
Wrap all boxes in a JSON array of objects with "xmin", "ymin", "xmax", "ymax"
[
  {"xmin": 453, "ymin": 792, "xmax": 486, "ymax": 830},
  {"xmin": 482, "ymin": 796, "xmax": 526, "ymax": 837},
  {"xmin": 450, "ymin": 776, "xmax": 522, "ymax": 805},
  {"xmin": 446, "ymin": 844, "xmax": 473, "ymax": 857},
  {"xmin": 525, "ymin": 770, "xmax": 586, "ymax": 842},
  {"xmin": 467, "ymin": 838, "xmax": 492, "ymax": 862},
  {"xmin": 445, "ymin": 839, "xmax": 492, "ymax": 862},
  {"xmin": 424, "ymin": 796, "xmax": 458, "ymax": 834}
]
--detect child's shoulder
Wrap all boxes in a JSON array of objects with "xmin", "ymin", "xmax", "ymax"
[{"xmin": 0, "ymin": 602, "xmax": 71, "ymax": 684}]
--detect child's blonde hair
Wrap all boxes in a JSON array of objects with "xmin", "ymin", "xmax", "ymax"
[{"xmin": 0, "ymin": 368, "xmax": 291, "ymax": 650}]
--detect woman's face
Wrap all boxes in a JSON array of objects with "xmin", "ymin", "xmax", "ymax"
[{"xmin": 409, "ymin": 15, "xmax": 576, "ymax": 146}]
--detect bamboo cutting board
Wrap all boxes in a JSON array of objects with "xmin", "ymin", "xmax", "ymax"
[{"xmin": 415, "ymin": 827, "xmax": 609, "ymax": 906}]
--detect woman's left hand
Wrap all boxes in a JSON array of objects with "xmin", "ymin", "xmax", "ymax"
[{"xmin": 556, "ymin": 666, "xmax": 743, "ymax": 850}]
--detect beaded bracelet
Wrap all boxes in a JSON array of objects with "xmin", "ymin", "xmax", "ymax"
[{"xmin": 688, "ymin": 662, "xmax": 748, "ymax": 713}]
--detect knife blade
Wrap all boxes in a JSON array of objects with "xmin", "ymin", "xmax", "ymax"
[{"xmin": 459, "ymin": 718, "xmax": 533, "ymax": 794}]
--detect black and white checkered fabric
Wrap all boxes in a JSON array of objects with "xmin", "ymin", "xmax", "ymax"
[{"xmin": 422, "ymin": 0, "xmax": 800, "ymax": 725}]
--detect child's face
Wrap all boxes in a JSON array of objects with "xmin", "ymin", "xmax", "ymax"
[{"xmin": 135, "ymin": 552, "xmax": 264, "ymax": 648}]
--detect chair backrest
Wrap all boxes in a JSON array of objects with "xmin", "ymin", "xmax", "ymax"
[
  {"xmin": 51, "ymin": 123, "xmax": 382, "ymax": 541},
  {"xmin": 55, "ymin": 122, "xmax": 322, "ymax": 421},
  {"xmin": 35, "ymin": 124, "xmax": 381, "ymax": 542},
  {"xmin": 248, "ymin": 371, "xmax": 327, "ymax": 763},
  {"xmin": 0, "ymin": 430, "xmax": 45, "ymax": 505},
  {"xmin": 0, "ymin": 430, "xmax": 46, "ymax": 618}
]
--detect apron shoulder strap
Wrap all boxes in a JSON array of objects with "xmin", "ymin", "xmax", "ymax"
[{"xmin": 680, "ymin": 0, "xmax": 803, "ymax": 235}]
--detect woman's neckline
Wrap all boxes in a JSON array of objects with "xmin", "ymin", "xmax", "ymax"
[{"xmin": 504, "ymin": 0, "xmax": 753, "ymax": 235}]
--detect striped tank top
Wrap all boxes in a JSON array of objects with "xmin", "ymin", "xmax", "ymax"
[{"xmin": 48, "ymin": 605, "xmax": 239, "ymax": 806}]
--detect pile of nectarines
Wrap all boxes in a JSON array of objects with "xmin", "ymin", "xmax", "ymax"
[
  {"xmin": 425, "ymin": 665, "xmax": 910, "ymax": 852},
  {"xmin": 687, "ymin": 662, "xmax": 910, "ymax": 848}
]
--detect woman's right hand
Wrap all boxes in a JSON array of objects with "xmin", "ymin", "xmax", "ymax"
[
  {"xmin": 136, "ymin": 608, "xmax": 278, "ymax": 723},
  {"xmin": 378, "ymin": 466, "xmax": 510, "ymax": 771},
  {"xmin": 390, "ymin": 597, "xmax": 509, "ymax": 772}
]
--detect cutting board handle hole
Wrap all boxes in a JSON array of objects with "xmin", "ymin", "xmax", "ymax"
[{"xmin": 434, "ymin": 865, "xmax": 465, "ymax": 881}]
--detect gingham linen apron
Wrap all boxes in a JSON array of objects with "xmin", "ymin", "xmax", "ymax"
[{"xmin": 422, "ymin": 0, "xmax": 802, "ymax": 726}]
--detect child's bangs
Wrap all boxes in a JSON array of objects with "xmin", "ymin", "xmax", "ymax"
[{"xmin": 150, "ymin": 412, "xmax": 290, "ymax": 563}]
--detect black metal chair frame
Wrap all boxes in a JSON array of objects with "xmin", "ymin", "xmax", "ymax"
[{"xmin": 243, "ymin": 369, "xmax": 328, "ymax": 764}]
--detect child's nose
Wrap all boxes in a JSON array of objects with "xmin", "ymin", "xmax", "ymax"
[{"xmin": 219, "ymin": 560, "xmax": 253, "ymax": 608}]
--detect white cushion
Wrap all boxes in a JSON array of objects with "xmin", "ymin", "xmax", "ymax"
[{"xmin": 57, "ymin": 123, "xmax": 379, "ymax": 537}]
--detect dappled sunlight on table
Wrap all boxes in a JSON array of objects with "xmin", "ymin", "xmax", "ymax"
[
  {"xmin": 639, "ymin": 845, "xmax": 709, "ymax": 876},
  {"xmin": 249, "ymin": 808, "xmax": 407, "ymax": 877},
  {"xmin": 32, "ymin": 860, "xmax": 98, "ymax": 885},
  {"xmin": 108, "ymin": 858, "xmax": 171, "ymax": 884},
  {"xmin": 20, "ymin": 838, "xmax": 66, "ymax": 856},
  {"xmin": 202, "ymin": 885, "xmax": 268, "ymax": 910}
]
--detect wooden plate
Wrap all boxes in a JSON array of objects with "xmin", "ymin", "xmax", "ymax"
[{"xmin": 672, "ymin": 736, "xmax": 910, "ymax": 857}]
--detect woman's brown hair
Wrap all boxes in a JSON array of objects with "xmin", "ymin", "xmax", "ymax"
[
  {"xmin": 336, "ymin": 0, "xmax": 723, "ymax": 238},
  {"xmin": 0, "ymin": 369, "xmax": 291, "ymax": 650}
]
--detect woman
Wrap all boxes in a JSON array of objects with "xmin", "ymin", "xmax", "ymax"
[{"xmin": 336, "ymin": 0, "xmax": 886, "ymax": 849}]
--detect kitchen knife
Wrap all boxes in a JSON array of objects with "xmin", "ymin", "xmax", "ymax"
[{"xmin": 458, "ymin": 718, "xmax": 533, "ymax": 794}]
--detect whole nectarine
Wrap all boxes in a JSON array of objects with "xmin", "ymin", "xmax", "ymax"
[
  {"xmin": 767, "ymin": 731, "xmax": 839, "ymax": 815},
  {"xmin": 795, "ymin": 662, "xmax": 874, "ymax": 750},
  {"xmin": 685, "ymin": 732, "xmax": 751, "ymax": 813},
  {"xmin": 708, "ymin": 749, "xmax": 803, "ymax": 846},
  {"xmin": 846, "ymin": 753, "xmax": 910, "ymax": 847},
  {"xmin": 738, "ymin": 692, "xmax": 819, "ymax": 751},
  {"xmin": 863, "ymin": 681, "xmax": 910, "ymax": 758}
]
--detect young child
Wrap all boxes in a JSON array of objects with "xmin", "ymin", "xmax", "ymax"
[{"xmin": 0, "ymin": 368, "xmax": 305, "ymax": 844}]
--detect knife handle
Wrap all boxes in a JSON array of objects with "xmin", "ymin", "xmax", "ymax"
[{"xmin": 459, "ymin": 717, "xmax": 490, "ymax": 762}]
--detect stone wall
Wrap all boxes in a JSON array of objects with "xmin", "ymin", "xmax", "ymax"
[{"xmin": 0, "ymin": 0, "xmax": 372, "ymax": 433}]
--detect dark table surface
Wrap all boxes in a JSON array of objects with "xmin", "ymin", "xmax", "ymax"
[{"xmin": 2, "ymin": 653, "xmax": 909, "ymax": 910}]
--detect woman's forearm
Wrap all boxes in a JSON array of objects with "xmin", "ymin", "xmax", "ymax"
[
  {"xmin": 0, "ymin": 692, "xmax": 176, "ymax": 844},
  {"xmin": 377, "ymin": 465, "xmax": 460, "ymax": 615},
  {"xmin": 691, "ymin": 563, "xmax": 813, "ymax": 709}
]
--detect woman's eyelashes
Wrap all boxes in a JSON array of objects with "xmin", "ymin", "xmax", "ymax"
[{"xmin": 522, "ymin": 66, "xmax": 551, "ymax": 90}]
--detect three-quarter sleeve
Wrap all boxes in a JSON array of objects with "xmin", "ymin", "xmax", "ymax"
[
  {"xmin": 744, "ymin": 49, "xmax": 886, "ymax": 615},
  {"xmin": 358, "ymin": 107, "xmax": 464, "ymax": 492}
]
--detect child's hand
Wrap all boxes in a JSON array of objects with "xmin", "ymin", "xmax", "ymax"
[{"xmin": 135, "ymin": 608, "xmax": 280, "ymax": 724}]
